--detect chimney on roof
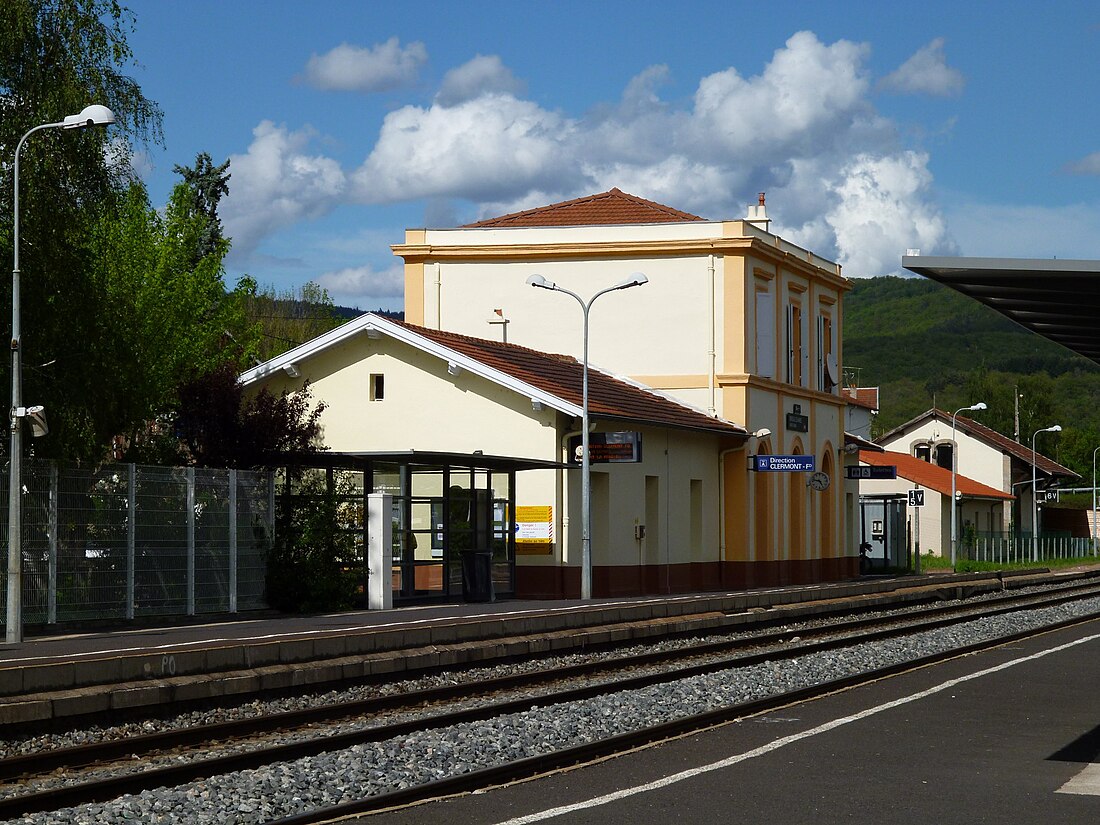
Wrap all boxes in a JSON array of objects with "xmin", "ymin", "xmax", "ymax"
[{"xmin": 746, "ymin": 192, "xmax": 770, "ymax": 231}]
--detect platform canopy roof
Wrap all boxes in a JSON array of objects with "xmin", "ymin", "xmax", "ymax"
[{"xmin": 901, "ymin": 256, "xmax": 1100, "ymax": 366}]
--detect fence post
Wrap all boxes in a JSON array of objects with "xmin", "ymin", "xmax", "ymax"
[
  {"xmin": 229, "ymin": 469, "xmax": 238, "ymax": 614},
  {"xmin": 127, "ymin": 464, "xmax": 136, "ymax": 620},
  {"xmin": 47, "ymin": 463, "xmax": 58, "ymax": 624},
  {"xmin": 187, "ymin": 467, "xmax": 195, "ymax": 616}
]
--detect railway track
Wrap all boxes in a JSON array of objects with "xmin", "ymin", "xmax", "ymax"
[{"xmin": 2, "ymin": 578, "xmax": 1100, "ymax": 822}]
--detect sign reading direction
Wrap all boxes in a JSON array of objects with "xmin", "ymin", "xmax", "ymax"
[
  {"xmin": 845, "ymin": 465, "xmax": 898, "ymax": 480},
  {"xmin": 752, "ymin": 455, "xmax": 816, "ymax": 473},
  {"xmin": 567, "ymin": 432, "xmax": 642, "ymax": 464},
  {"xmin": 908, "ymin": 489, "xmax": 925, "ymax": 507}
]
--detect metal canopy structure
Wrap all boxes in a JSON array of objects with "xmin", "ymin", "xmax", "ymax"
[{"xmin": 901, "ymin": 256, "xmax": 1100, "ymax": 366}]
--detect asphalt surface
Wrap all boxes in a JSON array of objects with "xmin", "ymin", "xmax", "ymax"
[{"xmin": 366, "ymin": 616, "xmax": 1100, "ymax": 825}]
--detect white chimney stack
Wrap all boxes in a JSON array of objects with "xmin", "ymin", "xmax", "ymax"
[{"xmin": 746, "ymin": 192, "xmax": 770, "ymax": 231}]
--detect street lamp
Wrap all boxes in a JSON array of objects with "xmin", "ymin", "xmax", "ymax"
[
  {"xmin": 526, "ymin": 272, "xmax": 648, "ymax": 600},
  {"xmin": 8, "ymin": 104, "xmax": 115, "ymax": 644},
  {"xmin": 950, "ymin": 402, "xmax": 986, "ymax": 567},
  {"xmin": 1092, "ymin": 446, "xmax": 1099, "ymax": 556},
  {"xmin": 1031, "ymin": 424, "xmax": 1062, "ymax": 563}
]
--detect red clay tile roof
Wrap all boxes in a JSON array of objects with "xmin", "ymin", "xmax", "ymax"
[
  {"xmin": 463, "ymin": 188, "xmax": 706, "ymax": 227},
  {"xmin": 876, "ymin": 409, "xmax": 1078, "ymax": 480},
  {"xmin": 397, "ymin": 320, "xmax": 746, "ymax": 436},
  {"xmin": 841, "ymin": 387, "xmax": 879, "ymax": 410},
  {"xmin": 859, "ymin": 450, "xmax": 1014, "ymax": 500}
]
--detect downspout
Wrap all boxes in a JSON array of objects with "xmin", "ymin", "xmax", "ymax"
[
  {"xmin": 708, "ymin": 254, "xmax": 717, "ymax": 417},
  {"xmin": 434, "ymin": 263, "xmax": 442, "ymax": 330}
]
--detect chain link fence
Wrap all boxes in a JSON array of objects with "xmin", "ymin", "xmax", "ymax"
[{"xmin": 0, "ymin": 460, "xmax": 274, "ymax": 627}]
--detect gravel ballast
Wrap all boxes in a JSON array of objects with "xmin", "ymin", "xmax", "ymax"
[{"xmin": 6, "ymin": 595, "xmax": 1100, "ymax": 825}]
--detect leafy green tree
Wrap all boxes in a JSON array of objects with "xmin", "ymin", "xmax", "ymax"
[
  {"xmin": 1, "ymin": 0, "xmax": 164, "ymax": 461},
  {"xmin": 238, "ymin": 280, "xmax": 349, "ymax": 363}
]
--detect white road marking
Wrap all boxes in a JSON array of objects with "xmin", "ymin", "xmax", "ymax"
[
  {"xmin": 1057, "ymin": 763, "xmax": 1100, "ymax": 796},
  {"xmin": 496, "ymin": 631, "xmax": 1100, "ymax": 824}
]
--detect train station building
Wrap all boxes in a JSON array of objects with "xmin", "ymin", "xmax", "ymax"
[{"xmin": 243, "ymin": 189, "xmax": 861, "ymax": 600}]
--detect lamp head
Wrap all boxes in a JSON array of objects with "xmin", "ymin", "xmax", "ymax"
[
  {"xmin": 62, "ymin": 104, "xmax": 116, "ymax": 130},
  {"xmin": 751, "ymin": 428, "xmax": 771, "ymax": 439},
  {"xmin": 971, "ymin": 402, "xmax": 987, "ymax": 411},
  {"xmin": 613, "ymin": 272, "xmax": 648, "ymax": 290},
  {"xmin": 1049, "ymin": 425, "xmax": 1062, "ymax": 433},
  {"xmin": 526, "ymin": 274, "xmax": 554, "ymax": 290}
]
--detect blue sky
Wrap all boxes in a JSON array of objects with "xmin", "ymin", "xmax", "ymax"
[{"xmin": 121, "ymin": 0, "xmax": 1100, "ymax": 310}]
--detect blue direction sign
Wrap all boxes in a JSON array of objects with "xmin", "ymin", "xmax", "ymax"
[
  {"xmin": 752, "ymin": 455, "xmax": 816, "ymax": 472},
  {"xmin": 845, "ymin": 465, "xmax": 898, "ymax": 480}
]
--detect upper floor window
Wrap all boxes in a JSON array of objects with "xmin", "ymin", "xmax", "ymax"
[
  {"xmin": 755, "ymin": 290, "xmax": 775, "ymax": 379},
  {"xmin": 786, "ymin": 303, "xmax": 806, "ymax": 387},
  {"xmin": 370, "ymin": 373, "xmax": 385, "ymax": 401},
  {"xmin": 817, "ymin": 313, "xmax": 836, "ymax": 393}
]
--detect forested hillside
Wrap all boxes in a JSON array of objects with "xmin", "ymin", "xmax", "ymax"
[{"xmin": 842, "ymin": 276, "xmax": 1100, "ymax": 480}]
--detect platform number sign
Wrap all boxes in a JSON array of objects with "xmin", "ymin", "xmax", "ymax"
[{"xmin": 907, "ymin": 489, "xmax": 925, "ymax": 507}]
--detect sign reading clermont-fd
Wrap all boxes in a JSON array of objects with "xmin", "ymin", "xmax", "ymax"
[{"xmin": 751, "ymin": 455, "xmax": 816, "ymax": 473}]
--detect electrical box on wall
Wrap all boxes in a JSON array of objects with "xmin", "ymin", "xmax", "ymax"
[{"xmin": 634, "ymin": 524, "xmax": 646, "ymax": 540}]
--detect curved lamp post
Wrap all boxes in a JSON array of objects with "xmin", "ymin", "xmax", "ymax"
[
  {"xmin": 1093, "ymin": 445, "xmax": 1100, "ymax": 556},
  {"xmin": 1031, "ymin": 424, "xmax": 1061, "ymax": 563},
  {"xmin": 950, "ymin": 402, "xmax": 986, "ymax": 566},
  {"xmin": 526, "ymin": 272, "xmax": 648, "ymax": 600},
  {"xmin": 8, "ymin": 105, "xmax": 115, "ymax": 644}
]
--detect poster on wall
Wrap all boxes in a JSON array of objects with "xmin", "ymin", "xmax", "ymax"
[{"xmin": 515, "ymin": 505, "xmax": 553, "ymax": 555}]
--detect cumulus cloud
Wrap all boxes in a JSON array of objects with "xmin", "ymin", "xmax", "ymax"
[
  {"xmin": 352, "ymin": 94, "xmax": 580, "ymax": 203},
  {"xmin": 436, "ymin": 55, "xmax": 524, "ymax": 106},
  {"xmin": 880, "ymin": 38, "xmax": 965, "ymax": 96},
  {"xmin": 302, "ymin": 38, "xmax": 427, "ymax": 92},
  {"xmin": 233, "ymin": 30, "xmax": 960, "ymax": 279},
  {"xmin": 221, "ymin": 121, "xmax": 348, "ymax": 260},
  {"xmin": 1064, "ymin": 151, "xmax": 1100, "ymax": 175},
  {"xmin": 316, "ymin": 263, "xmax": 404, "ymax": 307}
]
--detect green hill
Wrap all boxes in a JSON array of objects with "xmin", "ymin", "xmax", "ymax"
[{"xmin": 842, "ymin": 276, "xmax": 1100, "ymax": 480}]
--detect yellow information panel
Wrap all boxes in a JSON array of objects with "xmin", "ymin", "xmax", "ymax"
[{"xmin": 516, "ymin": 505, "xmax": 553, "ymax": 554}]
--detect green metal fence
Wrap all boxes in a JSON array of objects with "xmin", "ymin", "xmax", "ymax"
[{"xmin": 966, "ymin": 530, "xmax": 1097, "ymax": 565}]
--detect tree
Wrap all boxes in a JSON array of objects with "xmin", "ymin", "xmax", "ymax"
[
  {"xmin": 173, "ymin": 152, "xmax": 231, "ymax": 263},
  {"xmin": 1, "ymin": 1, "xmax": 164, "ymax": 461}
]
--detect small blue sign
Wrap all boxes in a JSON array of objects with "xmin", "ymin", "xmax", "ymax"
[
  {"xmin": 752, "ymin": 455, "xmax": 816, "ymax": 473},
  {"xmin": 845, "ymin": 465, "xmax": 898, "ymax": 480}
]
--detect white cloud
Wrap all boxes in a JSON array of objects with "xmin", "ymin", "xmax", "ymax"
[
  {"xmin": 436, "ymin": 55, "xmax": 524, "ymax": 106},
  {"xmin": 880, "ymin": 38, "xmax": 965, "ymax": 97},
  {"xmin": 302, "ymin": 38, "xmax": 427, "ymax": 93},
  {"xmin": 232, "ymin": 30, "xmax": 960, "ymax": 280},
  {"xmin": 811, "ymin": 151, "xmax": 958, "ymax": 277},
  {"xmin": 316, "ymin": 263, "xmax": 404, "ymax": 308},
  {"xmin": 221, "ymin": 121, "xmax": 348, "ymax": 261},
  {"xmin": 353, "ymin": 94, "xmax": 580, "ymax": 203},
  {"xmin": 1064, "ymin": 151, "xmax": 1100, "ymax": 175}
]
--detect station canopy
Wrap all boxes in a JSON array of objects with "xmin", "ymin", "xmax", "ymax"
[{"xmin": 901, "ymin": 256, "xmax": 1100, "ymax": 366}]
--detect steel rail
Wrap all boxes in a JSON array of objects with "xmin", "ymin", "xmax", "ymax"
[
  {"xmin": 268, "ymin": 608, "xmax": 1100, "ymax": 825},
  {"xmin": 2, "ymin": 575, "xmax": 1096, "ymax": 783},
  {"xmin": 0, "ymin": 582, "xmax": 1098, "ymax": 819}
]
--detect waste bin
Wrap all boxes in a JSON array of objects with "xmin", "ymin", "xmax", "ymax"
[{"xmin": 460, "ymin": 550, "xmax": 494, "ymax": 602}]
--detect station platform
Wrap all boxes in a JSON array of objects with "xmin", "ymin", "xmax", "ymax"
[{"xmin": 1, "ymin": 566, "xmax": 1097, "ymax": 726}]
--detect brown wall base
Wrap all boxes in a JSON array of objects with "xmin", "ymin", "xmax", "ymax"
[{"xmin": 516, "ymin": 556, "xmax": 859, "ymax": 600}]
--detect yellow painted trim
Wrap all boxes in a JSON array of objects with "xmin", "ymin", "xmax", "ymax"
[
  {"xmin": 715, "ymin": 374, "xmax": 847, "ymax": 407},
  {"xmin": 629, "ymin": 374, "xmax": 709, "ymax": 389},
  {"xmin": 404, "ymin": 262, "xmax": 425, "ymax": 326},
  {"xmin": 390, "ymin": 236, "xmax": 851, "ymax": 291}
]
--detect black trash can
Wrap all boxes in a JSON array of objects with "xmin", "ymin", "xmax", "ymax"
[{"xmin": 460, "ymin": 550, "xmax": 494, "ymax": 602}]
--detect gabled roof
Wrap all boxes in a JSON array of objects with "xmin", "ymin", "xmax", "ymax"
[
  {"xmin": 859, "ymin": 450, "xmax": 1014, "ymax": 501},
  {"xmin": 463, "ymin": 188, "xmax": 705, "ymax": 227},
  {"xmin": 876, "ymin": 408, "xmax": 1078, "ymax": 480},
  {"xmin": 240, "ymin": 313, "xmax": 748, "ymax": 438},
  {"xmin": 842, "ymin": 387, "xmax": 879, "ymax": 411}
]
